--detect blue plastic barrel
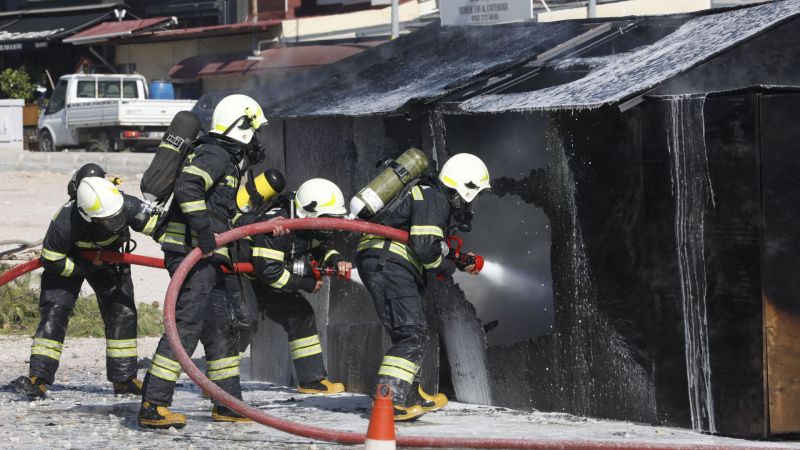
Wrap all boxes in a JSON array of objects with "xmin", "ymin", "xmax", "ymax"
[{"xmin": 149, "ymin": 80, "xmax": 174, "ymax": 100}]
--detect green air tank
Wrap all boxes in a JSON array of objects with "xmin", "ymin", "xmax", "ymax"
[{"xmin": 350, "ymin": 147, "xmax": 429, "ymax": 219}]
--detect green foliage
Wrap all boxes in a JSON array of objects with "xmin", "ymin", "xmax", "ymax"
[
  {"xmin": 0, "ymin": 265, "xmax": 163, "ymax": 336},
  {"xmin": 0, "ymin": 66, "xmax": 35, "ymax": 101}
]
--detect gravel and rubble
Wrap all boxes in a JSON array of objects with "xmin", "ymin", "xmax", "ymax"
[{"xmin": 0, "ymin": 336, "xmax": 797, "ymax": 449}]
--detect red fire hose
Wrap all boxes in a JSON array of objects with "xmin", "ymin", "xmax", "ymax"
[
  {"xmin": 163, "ymin": 218, "xmax": 767, "ymax": 450},
  {"xmin": 0, "ymin": 220, "xmax": 781, "ymax": 448},
  {"xmin": 0, "ymin": 251, "xmax": 254, "ymax": 288}
]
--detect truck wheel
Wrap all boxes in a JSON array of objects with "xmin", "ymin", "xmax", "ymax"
[
  {"xmin": 91, "ymin": 131, "xmax": 113, "ymax": 153},
  {"xmin": 38, "ymin": 130, "xmax": 55, "ymax": 152}
]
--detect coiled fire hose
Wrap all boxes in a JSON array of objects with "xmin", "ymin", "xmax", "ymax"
[{"xmin": 0, "ymin": 220, "xmax": 771, "ymax": 449}]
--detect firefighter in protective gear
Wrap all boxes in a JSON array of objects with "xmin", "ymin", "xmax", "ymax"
[
  {"xmin": 13, "ymin": 175, "xmax": 161, "ymax": 400},
  {"xmin": 138, "ymin": 94, "xmax": 267, "ymax": 429},
  {"xmin": 236, "ymin": 178, "xmax": 347, "ymax": 394},
  {"xmin": 355, "ymin": 153, "xmax": 490, "ymax": 421}
]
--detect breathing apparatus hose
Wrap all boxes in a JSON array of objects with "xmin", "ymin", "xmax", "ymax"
[{"xmin": 0, "ymin": 220, "xmax": 764, "ymax": 449}]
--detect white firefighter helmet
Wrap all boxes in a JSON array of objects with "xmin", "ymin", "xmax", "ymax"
[
  {"xmin": 76, "ymin": 177, "xmax": 126, "ymax": 232},
  {"xmin": 209, "ymin": 94, "xmax": 267, "ymax": 144},
  {"xmin": 438, "ymin": 153, "xmax": 491, "ymax": 203},
  {"xmin": 294, "ymin": 178, "xmax": 347, "ymax": 218}
]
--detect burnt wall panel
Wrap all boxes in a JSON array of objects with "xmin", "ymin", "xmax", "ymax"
[
  {"xmin": 640, "ymin": 100, "xmax": 691, "ymax": 427},
  {"xmin": 759, "ymin": 93, "xmax": 800, "ymax": 435},
  {"xmin": 759, "ymin": 94, "xmax": 800, "ymax": 314},
  {"xmin": 703, "ymin": 94, "xmax": 764, "ymax": 436},
  {"xmin": 551, "ymin": 107, "xmax": 657, "ymax": 423}
]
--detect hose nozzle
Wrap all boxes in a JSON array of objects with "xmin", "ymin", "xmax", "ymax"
[
  {"xmin": 446, "ymin": 235, "xmax": 484, "ymax": 274},
  {"xmin": 291, "ymin": 258, "xmax": 352, "ymax": 281}
]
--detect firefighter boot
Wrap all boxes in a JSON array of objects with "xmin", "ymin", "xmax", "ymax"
[
  {"xmin": 211, "ymin": 405, "xmax": 253, "ymax": 423},
  {"xmin": 408, "ymin": 382, "xmax": 448, "ymax": 412},
  {"xmin": 392, "ymin": 402, "xmax": 426, "ymax": 422},
  {"xmin": 138, "ymin": 401, "xmax": 187, "ymax": 429},
  {"xmin": 113, "ymin": 378, "xmax": 143, "ymax": 395},
  {"xmin": 297, "ymin": 378, "xmax": 345, "ymax": 395},
  {"xmin": 13, "ymin": 376, "xmax": 48, "ymax": 400}
]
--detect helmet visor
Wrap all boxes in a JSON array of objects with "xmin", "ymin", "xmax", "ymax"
[{"xmin": 92, "ymin": 208, "xmax": 127, "ymax": 234}]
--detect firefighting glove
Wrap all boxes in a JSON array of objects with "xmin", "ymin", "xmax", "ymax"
[
  {"xmin": 438, "ymin": 258, "xmax": 457, "ymax": 277},
  {"xmin": 298, "ymin": 276, "xmax": 318, "ymax": 293},
  {"xmin": 210, "ymin": 251, "xmax": 234, "ymax": 272},
  {"xmin": 196, "ymin": 227, "xmax": 217, "ymax": 255}
]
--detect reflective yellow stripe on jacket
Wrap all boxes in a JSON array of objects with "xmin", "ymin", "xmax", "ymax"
[
  {"xmin": 357, "ymin": 235, "xmax": 422, "ymax": 273},
  {"xmin": 322, "ymin": 249, "xmax": 340, "ymax": 265},
  {"xmin": 41, "ymin": 248, "xmax": 66, "ymax": 261},
  {"xmin": 409, "ymin": 225, "xmax": 443, "ymax": 238},
  {"xmin": 141, "ymin": 215, "xmax": 158, "ymax": 236},
  {"xmin": 179, "ymin": 200, "xmax": 207, "ymax": 214},
  {"xmin": 270, "ymin": 270, "xmax": 291, "ymax": 289},
  {"xmin": 61, "ymin": 258, "xmax": 75, "ymax": 277},
  {"xmin": 182, "ymin": 165, "xmax": 213, "ymax": 191},
  {"xmin": 161, "ymin": 222, "xmax": 198, "ymax": 247},
  {"xmin": 251, "ymin": 247, "xmax": 285, "ymax": 261}
]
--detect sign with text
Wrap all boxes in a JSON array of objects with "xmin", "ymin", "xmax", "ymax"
[{"xmin": 441, "ymin": 0, "xmax": 533, "ymax": 26}]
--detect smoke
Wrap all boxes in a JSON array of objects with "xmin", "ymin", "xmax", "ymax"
[{"xmin": 442, "ymin": 113, "xmax": 555, "ymax": 346}]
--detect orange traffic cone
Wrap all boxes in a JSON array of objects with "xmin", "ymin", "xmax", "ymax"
[{"xmin": 365, "ymin": 384, "xmax": 396, "ymax": 450}]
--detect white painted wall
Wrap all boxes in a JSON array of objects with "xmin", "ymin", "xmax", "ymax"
[
  {"xmin": 281, "ymin": 0, "xmax": 421, "ymax": 42},
  {"xmin": 538, "ymin": 0, "xmax": 712, "ymax": 21}
]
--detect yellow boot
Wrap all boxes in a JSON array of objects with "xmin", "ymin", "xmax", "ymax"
[
  {"xmin": 392, "ymin": 403, "xmax": 426, "ymax": 422},
  {"xmin": 113, "ymin": 378, "xmax": 143, "ymax": 395},
  {"xmin": 211, "ymin": 405, "xmax": 253, "ymax": 423},
  {"xmin": 297, "ymin": 378, "xmax": 345, "ymax": 395},
  {"xmin": 138, "ymin": 401, "xmax": 187, "ymax": 429},
  {"xmin": 13, "ymin": 376, "xmax": 47, "ymax": 400},
  {"xmin": 412, "ymin": 383, "xmax": 448, "ymax": 412}
]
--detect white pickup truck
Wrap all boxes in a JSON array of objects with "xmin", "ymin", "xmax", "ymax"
[{"xmin": 38, "ymin": 74, "xmax": 197, "ymax": 152}]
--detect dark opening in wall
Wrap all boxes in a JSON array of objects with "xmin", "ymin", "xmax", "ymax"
[{"xmin": 443, "ymin": 112, "xmax": 553, "ymax": 346}]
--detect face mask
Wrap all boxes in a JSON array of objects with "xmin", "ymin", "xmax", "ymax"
[
  {"xmin": 452, "ymin": 203, "xmax": 474, "ymax": 232},
  {"xmin": 446, "ymin": 189, "xmax": 473, "ymax": 232},
  {"xmin": 92, "ymin": 209, "xmax": 127, "ymax": 235},
  {"xmin": 245, "ymin": 133, "xmax": 266, "ymax": 165}
]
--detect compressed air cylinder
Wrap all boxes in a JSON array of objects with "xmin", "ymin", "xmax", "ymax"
[
  {"xmin": 350, "ymin": 148, "xmax": 429, "ymax": 219},
  {"xmin": 140, "ymin": 110, "xmax": 202, "ymax": 204},
  {"xmin": 236, "ymin": 168, "xmax": 286, "ymax": 212}
]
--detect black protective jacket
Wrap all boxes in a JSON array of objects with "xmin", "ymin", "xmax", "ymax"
[
  {"xmin": 238, "ymin": 204, "xmax": 345, "ymax": 293},
  {"xmin": 357, "ymin": 183, "xmax": 455, "ymax": 278},
  {"xmin": 40, "ymin": 193, "xmax": 159, "ymax": 278},
  {"xmin": 158, "ymin": 138, "xmax": 241, "ymax": 258}
]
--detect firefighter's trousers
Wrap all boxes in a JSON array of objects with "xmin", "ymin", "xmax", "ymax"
[
  {"xmin": 141, "ymin": 253, "xmax": 242, "ymax": 406},
  {"xmin": 252, "ymin": 282, "xmax": 326, "ymax": 384},
  {"xmin": 30, "ymin": 267, "xmax": 138, "ymax": 384},
  {"xmin": 356, "ymin": 255, "xmax": 427, "ymax": 405}
]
